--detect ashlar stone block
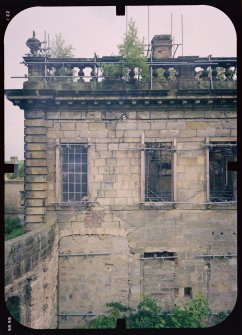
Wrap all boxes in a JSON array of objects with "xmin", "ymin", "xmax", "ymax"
[
  {"xmin": 25, "ymin": 151, "xmax": 46, "ymax": 159},
  {"xmin": 25, "ymin": 135, "xmax": 46, "ymax": 143},
  {"xmin": 88, "ymin": 123, "xmax": 106, "ymax": 131},
  {"xmin": 25, "ymin": 191, "xmax": 46, "ymax": 199},
  {"xmin": 25, "ymin": 143, "xmax": 46, "ymax": 151},
  {"xmin": 25, "ymin": 119, "xmax": 45, "ymax": 127},
  {"xmin": 25, "ymin": 127, "xmax": 47, "ymax": 135},
  {"xmin": 25, "ymin": 167, "xmax": 47, "ymax": 174},
  {"xmin": 60, "ymin": 123, "xmax": 76, "ymax": 130},
  {"xmin": 25, "ymin": 207, "xmax": 46, "ymax": 215},
  {"xmin": 25, "ymin": 159, "xmax": 47, "ymax": 167},
  {"xmin": 25, "ymin": 183, "xmax": 46, "ymax": 191}
]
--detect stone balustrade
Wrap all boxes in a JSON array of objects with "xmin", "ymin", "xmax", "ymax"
[{"xmin": 22, "ymin": 55, "xmax": 237, "ymax": 91}]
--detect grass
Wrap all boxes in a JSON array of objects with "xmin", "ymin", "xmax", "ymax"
[
  {"xmin": 5, "ymin": 226, "xmax": 25, "ymax": 241},
  {"xmin": 5, "ymin": 216, "xmax": 24, "ymax": 241}
]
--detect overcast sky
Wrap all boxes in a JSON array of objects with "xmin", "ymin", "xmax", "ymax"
[{"xmin": 4, "ymin": 5, "xmax": 236, "ymax": 160}]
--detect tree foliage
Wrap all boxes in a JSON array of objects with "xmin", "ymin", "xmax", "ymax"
[
  {"xmin": 118, "ymin": 18, "xmax": 148, "ymax": 82},
  {"xmin": 5, "ymin": 216, "xmax": 24, "ymax": 240},
  {"xmin": 83, "ymin": 293, "xmax": 212, "ymax": 329},
  {"xmin": 210, "ymin": 311, "xmax": 229, "ymax": 325},
  {"xmin": 127, "ymin": 295, "xmax": 165, "ymax": 328},
  {"xmin": 164, "ymin": 292, "xmax": 210, "ymax": 328},
  {"xmin": 83, "ymin": 302, "xmax": 131, "ymax": 329},
  {"xmin": 18, "ymin": 161, "xmax": 24, "ymax": 178},
  {"xmin": 102, "ymin": 18, "xmax": 148, "ymax": 82},
  {"xmin": 5, "ymin": 161, "xmax": 24, "ymax": 179},
  {"xmin": 50, "ymin": 33, "xmax": 75, "ymax": 58},
  {"xmin": 101, "ymin": 63, "xmax": 122, "ymax": 79}
]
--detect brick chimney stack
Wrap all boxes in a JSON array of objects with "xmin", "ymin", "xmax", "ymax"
[{"xmin": 151, "ymin": 34, "xmax": 172, "ymax": 59}]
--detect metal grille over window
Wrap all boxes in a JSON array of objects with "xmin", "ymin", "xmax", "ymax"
[
  {"xmin": 61, "ymin": 144, "xmax": 87, "ymax": 202},
  {"xmin": 144, "ymin": 251, "xmax": 176, "ymax": 259},
  {"xmin": 145, "ymin": 143, "xmax": 172, "ymax": 202},
  {"xmin": 209, "ymin": 142, "xmax": 237, "ymax": 202}
]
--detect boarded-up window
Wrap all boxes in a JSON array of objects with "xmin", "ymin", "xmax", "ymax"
[{"xmin": 142, "ymin": 255, "xmax": 178, "ymax": 309}]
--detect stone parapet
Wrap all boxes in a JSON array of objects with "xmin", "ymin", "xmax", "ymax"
[{"xmin": 5, "ymin": 220, "xmax": 58, "ymax": 328}]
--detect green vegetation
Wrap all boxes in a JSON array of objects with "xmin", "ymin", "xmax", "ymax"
[
  {"xmin": 48, "ymin": 33, "xmax": 75, "ymax": 83},
  {"xmin": 85, "ymin": 302, "xmax": 131, "ymax": 329},
  {"xmin": 5, "ymin": 216, "xmax": 24, "ymax": 241},
  {"xmin": 83, "ymin": 293, "xmax": 213, "ymax": 329},
  {"xmin": 211, "ymin": 311, "xmax": 230, "ymax": 325},
  {"xmin": 5, "ymin": 161, "xmax": 24, "ymax": 180},
  {"xmin": 6, "ymin": 296, "xmax": 20, "ymax": 322},
  {"xmin": 164, "ymin": 292, "xmax": 210, "ymax": 328},
  {"xmin": 128, "ymin": 295, "xmax": 165, "ymax": 328},
  {"xmin": 49, "ymin": 33, "xmax": 75, "ymax": 58},
  {"xmin": 17, "ymin": 161, "xmax": 24, "ymax": 178},
  {"xmin": 101, "ymin": 63, "xmax": 122, "ymax": 80},
  {"xmin": 26, "ymin": 28, "xmax": 235, "ymax": 91},
  {"xmin": 101, "ymin": 18, "xmax": 148, "ymax": 83},
  {"xmin": 118, "ymin": 18, "xmax": 148, "ymax": 82}
]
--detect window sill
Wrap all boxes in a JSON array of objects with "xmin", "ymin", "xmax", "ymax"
[
  {"xmin": 50, "ymin": 201, "xmax": 96, "ymax": 209},
  {"xmin": 206, "ymin": 201, "xmax": 237, "ymax": 209},
  {"xmin": 140, "ymin": 202, "xmax": 175, "ymax": 210}
]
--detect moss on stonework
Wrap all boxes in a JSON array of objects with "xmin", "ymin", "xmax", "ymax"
[{"xmin": 22, "ymin": 75, "xmax": 237, "ymax": 92}]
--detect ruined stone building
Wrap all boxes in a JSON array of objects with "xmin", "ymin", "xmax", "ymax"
[{"xmin": 5, "ymin": 33, "xmax": 237, "ymax": 329}]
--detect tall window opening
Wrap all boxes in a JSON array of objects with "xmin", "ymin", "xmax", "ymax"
[
  {"xmin": 61, "ymin": 144, "xmax": 87, "ymax": 202},
  {"xmin": 209, "ymin": 142, "xmax": 237, "ymax": 202},
  {"xmin": 145, "ymin": 143, "xmax": 172, "ymax": 202}
]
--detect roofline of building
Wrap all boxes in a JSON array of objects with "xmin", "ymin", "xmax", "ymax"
[
  {"xmin": 22, "ymin": 56, "xmax": 237, "ymax": 68},
  {"xmin": 5, "ymin": 88, "xmax": 237, "ymax": 110},
  {"xmin": 5, "ymin": 88, "xmax": 237, "ymax": 97}
]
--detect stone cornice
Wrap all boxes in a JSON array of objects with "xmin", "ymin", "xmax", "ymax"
[{"xmin": 5, "ymin": 88, "xmax": 237, "ymax": 110}]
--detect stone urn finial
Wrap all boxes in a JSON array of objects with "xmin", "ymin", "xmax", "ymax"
[{"xmin": 26, "ymin": 31, "xmax": 41, "ymax": 55}]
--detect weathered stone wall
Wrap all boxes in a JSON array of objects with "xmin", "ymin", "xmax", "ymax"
[
  {"xmin": 119, "ymin": 208, "xmax": 237, "ymax": 311},
  {"xmin": 5, "ymin": 180, "xmax": 24, "ymax": 223},
  {"xmin": 5, "ymin": 221, "xmax": 58, "ymax": 328},
  {"xmin": 44, "ymin": 108, "xmax": 237, "ymax": 208},
  {"xmin": 55, "ymin": 206, "xmax": 236, "ymax": 328},
  {"xmin": 58, "ymin": 211, "xmax": 130, "ymax": 328},
  {"xmin": 35, "ymin": 104, "xmax": 236, "ymax": 328},
  {"xmin": 18, "ymin": 101, "xmax": 237, "ymax": 328}
]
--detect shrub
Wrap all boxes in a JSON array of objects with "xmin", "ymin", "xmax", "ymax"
[
  {"xmin": 83, "ymin": 293, "xmax": 211, "ymax": 329},
  {"xmin": 84, "ymin": 302, "xmax": 131, "ymax": 329},
  {"xmin": 211, "ymin": 311, "xmax": 230, "ymax": 326},
  {"xmin": 165, "ymin": 292, "xmax": 210, "ymax": 328},
  {"xmin": 127, "ymin": 295, "xmax": 165, "ymax": 328},
  {"xmin": 18, "ymin": 161, "xmax": 24, "ymax": 178}
]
